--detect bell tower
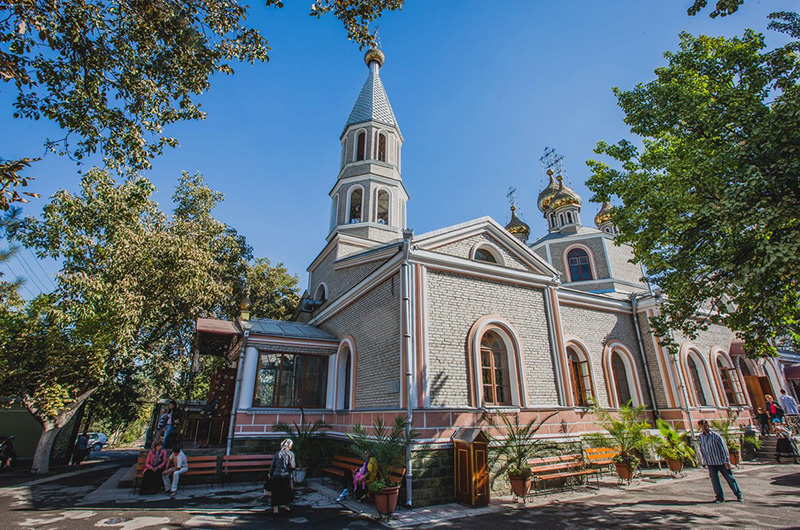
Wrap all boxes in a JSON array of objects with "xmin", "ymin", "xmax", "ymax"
[{"xmin": 328, "ymin": 47, "xmax": 408, "ymax": 243}]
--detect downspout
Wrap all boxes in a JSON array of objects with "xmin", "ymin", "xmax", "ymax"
[
  {"xmin": 226, "ymin": 322, "xmax": 251, "ymax": 456},
  {"xmin": 543, "ymin": 286, "xmax": 566, "ymax": 406},
  {"xmin": 630, "ymin": 294, "xmax": 659, "ymax": 419},
  {"xmin": 400, "ymin": 229, "xmax": 414, "ymax": 508}
]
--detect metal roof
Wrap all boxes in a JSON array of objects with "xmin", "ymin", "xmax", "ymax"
[
  {"xmin": 345, "ymin": 66, "xmax": 399, "ymax": 130},
  {"xmin": 249, "ymin": 318, "xmax": 338, "ymax": 342}
]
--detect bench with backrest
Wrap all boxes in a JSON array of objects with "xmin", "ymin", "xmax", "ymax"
[
  {"xmin": 585, "ymin": 447, "xmax": 619, "ymax": 472},
  {"xmin": 528, "ymin": 454, "xmax": 599, "ymax": 492},
  {"xmin": 133, "ymin": 453, "xmax": 219, "ymax": 491},
  {"xmin": 221, "ymin": 453, "xmax": 273, "ymax": 482},
  {"xmin": 322, "ymin": 454, "xmax": 406, "ymax": 494}
]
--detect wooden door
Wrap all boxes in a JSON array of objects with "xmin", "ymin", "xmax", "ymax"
[
  {"xmin": 473, "ymin": 444, "xmax": 490, "ymax": 506},
  {"xmin": 744, "ymin": 375, "xmax": 766, "ymax": 410},
  {"xmin": 455, "ymin": 446, "xmax": 470, "ymax": 504},
  {"xmin": 758, "ymin": 376, "xmax": 775, "ymax": 401}
]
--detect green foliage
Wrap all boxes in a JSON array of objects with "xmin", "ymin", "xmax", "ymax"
[
  {"xmin": 0, "ymin": 170, "xmax": 298, "ymax": 470},
  {"xmin": 710, "ymin": 410, "xmax": 761, "ymax": 452},
  {"xmin": 688, "ymin": 0, "xmax": 744, "ymax": 18},
  {"xmin": 272, "ymin": 409, "xmax": 331, "ymax": 468},
  {"xmin": 587, "ymin": 18, "xmax": 800, "ymax": 357},
  {"xmin": 347, "ymin": 415, "xmax": 416, "ymax": 486},
  {"xmin": 654, "ymin": 419, "xmax": 697, "ymax": 465},
  {"xmin": 583, "ymin": 402, "xmax": 656, "ymax": 469},
  {"xmin": 484, "ymin": 411, "xmax": 558, "ymax": 477},
  {"xmin": 0, "ymin": 0, "xmax": 404, "ymax": 208}
]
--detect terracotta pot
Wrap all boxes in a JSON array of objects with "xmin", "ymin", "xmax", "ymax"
[
  {"xmin": 374, "ymin": 485, "xmax": 401, "ymax": 516},
  {"xmin": 729, "ymin": 451, "xmax": 741, "ymax": 466},
  {"xmin": 666, "ymin": 459, "xmax": 684, "ymax": 473},
  {"xmin": 508, "ymin": 473, "xmax": 532, "ymax": 497},
  {"xmin": 615, "ymin": 462, "xmax": 635, "ymax": 480}
]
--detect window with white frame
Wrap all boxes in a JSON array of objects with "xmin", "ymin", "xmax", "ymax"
[
  {"xmin": 376, "ymin": 189, "xmax": 389, "ymax": 224},
  {"xmin": 254, "ymin": 352, "xmax": 328, "ymax": 408},
  {"xmin": 348, "ymin": 187, "xmax": 363, "ymax": 223}
]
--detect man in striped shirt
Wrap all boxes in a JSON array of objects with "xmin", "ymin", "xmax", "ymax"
[{"xmin": 697, "ymin": 419, "xmax": 743, "ymax": 503}]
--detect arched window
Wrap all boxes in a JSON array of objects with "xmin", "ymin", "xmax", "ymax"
[
  {"xmin": 567, "ymin": 346, "xmax": 593, "ymax": 407},
  {"xmin": 567, "ymin": 211, "xmax": 573, "ymax": 224},
  {"xmin": 559, "ymin": 213, "xmax": 565, "ymax": 225},
  {"xmin": 611, "ymin": 351, "xmax": 633, "ymax": 406},
  {"xmin": 377, "ymin": 133, "xmax": 387, "ymax": 162},
  {"xmin": 330, "ymin": 194, "xmax": 339, "ymax": 231},
  {"xmin": 717, "ymin": 355, "xmax": 745, "ymax": 406},
  {"xmin": 336, "ymin": 345, "xmax": 352, "ymax": 410},
  {"xmin": 738, "ymin": 356, "xmax": 752, "ymax": 376},
  {"xmin": 356, "ymin": 131, "xmax": 366, "ymax": 161},
  {"xmin": 480, "ymin": 331, "xmax": 511, "ymax": 406},
  {"xmin": 314, "ymin": 283, "xmax": 327, "ymax": 303},
  {"xmin": 567, "ymin": 248, "xmax": 593, "ymax": 281},
  {"xmin": 348, "ymin": 187, "xmax": 363, "ymax": 223},
  {"xmin": 474, "ymin": 248, "xmax": 497, "ymax": 263},
  {"xmin": 549, "ymin": 213, "xmax": 556, "ymax": 228},
  {"xmin": 376, "ymin": 189, "xmax": 389, "ymax": 224},
  {"xmin": 687, "ymin": 355, "xmax": 709, "ymax": 406},
  {"xmin": 471, "ymin": 243, "xmax": 504, "ymax": 265}
]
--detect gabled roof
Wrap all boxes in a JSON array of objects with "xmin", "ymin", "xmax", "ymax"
[
  {"xmin": 414, "ymin": 216, "xmax": 559, "ymax": 278},
  {"xmin": 249, "ymin": 318, "xmax": 337, "ymax": 342},
  {"xmin": 344, "ymin": 66, "xmax": 400, "ymax": 133}
]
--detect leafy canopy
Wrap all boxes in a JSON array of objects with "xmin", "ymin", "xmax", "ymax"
[
  {"xmin": 587, "ymin": 15, "xmax": 800, "ymax": 357},
  {"xmin": 0, "ymin": 0, "xmax": 404, "ymax": 208}
]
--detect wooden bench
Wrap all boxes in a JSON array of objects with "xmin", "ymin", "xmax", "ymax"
[
  {"xmin": 221, "ymin": 454, "xmax": 273, "ymax": 482},
  {"xmin": 585, "ymin": 447, "xmax": 619, "ymax": 472},
  {"xmin": 133, "ymin": 453, "xmax": 218, "ymax": 490},
  {"xmin": 528, "ymin": 454, "xmax": 599, "ymax": 492},
  {"xmin": 322, "ymin": 454, "xmax": 364, "ymax": 486},
  {"xmin": 322, "ymin": 454, "xmax": 406, "ymax": 491}
]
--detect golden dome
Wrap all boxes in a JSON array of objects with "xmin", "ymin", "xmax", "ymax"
[
  {"xmin": 550, "ymin": 176, "xmax": 582, "ymax": 210},
  {"xmin": 595, "ymin": 201, "xmax": 614, "ymax": 227},
  {"xmin": 537, "ymin": 169, "xmax": 559, "ymax": 212},
  {"xmin": 504, "ymin": 206, "xmax": 530, "ymax": 242},
  {"xmin": 364, "ymin": 48, "xmax": 385, "ymax": 68}
]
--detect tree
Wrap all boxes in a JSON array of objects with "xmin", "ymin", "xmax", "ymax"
[
  {"xmin": 1, "ymin": 170, "xmax": 299, "ymax": 472},
  {"xmin": 587, "ymin": 15, "xmax": 800, "ymax": 357},
  {"xmin": 0, "ymin": 0, "xmax": 404, "ymax": 208},
  {"xmin": 688, "ymin": 0, "xmax": 745, "ymax": 18}
]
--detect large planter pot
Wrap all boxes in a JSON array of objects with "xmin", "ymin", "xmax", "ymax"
[
  {"xmin": 374, "ymin": 485, "xmax": 401, "ymax": 517},
  {"xmin": 508, "ymin": 473, "xmax": 533, "ymax": 498},
  {"xmin": 293, "ymin": 468, "xmax": 308, "ymax": 484},
  {"xmin": 666, "ymin": 459, "xmax": 684, "ymax": 473},
  {"xmin": 729, "ymin": 451, "xmax": 741, "ymax": 466},
  {"xmin": 615, "ymin": 462, "xmax": 636, "ymax": 481}
]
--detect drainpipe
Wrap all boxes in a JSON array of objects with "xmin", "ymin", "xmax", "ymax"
[
  {"xmin": 631, "ymin": 294, "xmax": 659, "ymax": 419},
  {"xmin": 400, "ymin": 228, "xmax": 414, "ymax": 508},
  {"xmin": 543, "ymin": 287, "xmax": 566, "ymax": 406},
  {"xmin": 226, "ymin": 322, "xmax": 251, "ymax": 456}
]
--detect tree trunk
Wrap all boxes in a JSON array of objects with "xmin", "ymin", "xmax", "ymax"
[
  {"xmin": 30, "ymin": 423, "xmax": 59, "ymax": 474},
  {"xmin": 26, "ymin": 387, "xmax": 97, "ymax": 474}
]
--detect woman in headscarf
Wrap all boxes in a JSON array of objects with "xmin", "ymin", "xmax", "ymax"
[
  {"xmin": 140, "ymin": 441, "xmax": 167, "ymax": 494},
  {"xmin": 268, "ymin": 439, "xmax": 296, "ymax": 515}
]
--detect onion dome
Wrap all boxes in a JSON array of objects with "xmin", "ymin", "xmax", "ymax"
[
  {"xmin": 537, "ymin": 169, "xmax": 559, "ymax": 212},
  {"xmin": 550, "ymin": 176, "xmax": 582, "ymax": 210},
  {"xmin": 505, "ymin": 205, "xmax": 530, "ymax": 243},
  {"xmin": 364, "ymin": 47, "xmax": 385, "ymax": 68},
  {"xmin": 594, "ymin": 201, "xmax": 614, "ymax": 227}
]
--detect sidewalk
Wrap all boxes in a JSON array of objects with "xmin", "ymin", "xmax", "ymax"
[{"xmin": 73, "ymin": 460, "xmax": 781, "ymax": 527}]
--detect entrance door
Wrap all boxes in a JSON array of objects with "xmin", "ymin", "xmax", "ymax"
[{"xmin": 744, "ymin": 375, "xmax": 774, "ymax": 409}]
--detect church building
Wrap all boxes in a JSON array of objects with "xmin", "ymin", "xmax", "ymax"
[{"xmin": 195, "ymin": 47, "xmax": 792, "ymax": 507}]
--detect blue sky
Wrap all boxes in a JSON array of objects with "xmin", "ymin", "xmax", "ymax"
[{"xmin": 1, "ymin": 0, "xmax": 795, "ymax": 294}]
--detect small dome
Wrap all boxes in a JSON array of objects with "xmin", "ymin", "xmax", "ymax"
[
  {"xmin": 364, "ymin": 47, "xmax": 385, "ymax": 68},
  {"xmin": 537, "ymin": 169, "xmax": 559, "ymax": 212},
  {"xmin": 595, "ymin": 201, "xmax": 614, "ymax": 227},
  {"xmin": 504, "ymin": 206, "xmax": 530, "ymax": 242},
  {"xmin": 550, "ymin": 176, "xmax": 582, "ymax": 209}
]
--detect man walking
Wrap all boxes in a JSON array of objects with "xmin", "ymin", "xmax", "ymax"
[
  {"xmin": 696, "ymin": 419, "xmax": 743, "ymax": 503},
  {"xmin": 779, "ymin": 389, "xmax": 799, "ymax": 415}
]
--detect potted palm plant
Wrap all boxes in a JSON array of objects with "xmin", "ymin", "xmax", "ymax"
[
  {"xmin": 654, "ymin": 419, "xmax": 696, "ymax": 475},
  {"xmin": 584, "ymin": 402, "xmax": 656, "ymax": 483},
  {"xmin": 484, "ymin": 411, "xmax": 557, "ymax": 500},
  {"xmin": 347, "ymin": 415, "xmax": 417, "ymax": 519},
  {"xmin": 710, "ymin": 411, "xmax": 760, "ymax": 466},
  {"xmin": 273, "ymin": 409, "xmax": 331, "ymax": 483}
]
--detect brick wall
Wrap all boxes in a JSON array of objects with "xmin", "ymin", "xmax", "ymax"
[
  {"xmin": 319, "ymin": 274, "xmax": 401, "ymax": 409},
  {"xmin": 604, "ymin": 238, "xmax": 648, "ymax": 290},
  {"xmin": 425, "ymin": 270, "xmax": 557, "ymax": 408},
  {"xmin": 310, "ymin": 249, "xmax": 392, "ymax": 308},
  {"xmin": 548, "ymin": 236, "xmax": 609, "ymax": 280},
  {"xmin": 431, "ymin": 233, "xmax": 530, "ymax": 271}
]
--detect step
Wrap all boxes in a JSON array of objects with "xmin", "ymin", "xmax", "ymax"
[{"xmin": 117, "ymin": 463, "xmax": 137, "ymax": 488}]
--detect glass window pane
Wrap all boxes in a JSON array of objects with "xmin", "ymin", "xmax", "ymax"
[{"xmin": 377, "ymin": 190, "xmax": 389, "ymax": 224}]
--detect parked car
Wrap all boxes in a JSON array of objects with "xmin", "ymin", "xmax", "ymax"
[{"xmin": 86, "ymin": 433, "xmax": 109, "ymax": 451}]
